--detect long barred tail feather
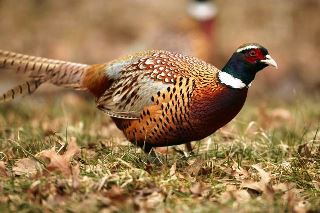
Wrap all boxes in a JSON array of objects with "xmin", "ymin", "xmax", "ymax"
[
  {"xmin": 0, "ymin": 50, "xmax": 89, "ymax": 87},
  {"xmin": 0, "ymin": 79, "xmax": 44, "ymax": 103},
  {"xmin": 0, "ymin": 50, "xmax": 90, "ymax": 102}
]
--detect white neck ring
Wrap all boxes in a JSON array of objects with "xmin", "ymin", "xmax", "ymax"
[{"xmin": 218, "ymin": 72, "xmax": 251, "ymax": 89}]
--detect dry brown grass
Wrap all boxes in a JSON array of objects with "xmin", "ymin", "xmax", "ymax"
[{"xmin": 0, "ymin": 93, "xmax": 319, "ymax": 212}]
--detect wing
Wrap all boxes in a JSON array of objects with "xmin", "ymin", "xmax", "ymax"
[{"xmin": 97, "ymin": 50, "xmax": 201, "ymax": 119}]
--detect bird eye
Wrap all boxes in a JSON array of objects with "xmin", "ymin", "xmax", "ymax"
[{"xmin": 249, "ymin": 50, "xmax": 256, "ymax": 56}]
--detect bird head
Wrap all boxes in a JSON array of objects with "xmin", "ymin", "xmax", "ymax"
[
  {"xmin": 235, "ymin": 43, "xmax": 278, "ymax": 71},
  {"xmin": 220, "ymin": 43, "xmax": 278, "ymax": 88},
  {"xmin": 187, "ymin": 0, "xmax": 218, "ymax": 39},
  {"xmin": 188, "ymin": 0, "xmax": 217, "ymax": 22}
]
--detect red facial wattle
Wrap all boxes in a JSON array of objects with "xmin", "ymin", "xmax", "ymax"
[{"xmin": 244, "ymin": 49, "xmax": 265, "ymax": 64}]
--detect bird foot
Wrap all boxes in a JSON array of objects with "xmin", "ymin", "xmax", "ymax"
[
  {"xmin": 173, "ymin": 146, "xmax": 194, "ymax": 158},
  {"xmin": 146, "ymin": 148, "xmax": 163, "ymax": 165}
]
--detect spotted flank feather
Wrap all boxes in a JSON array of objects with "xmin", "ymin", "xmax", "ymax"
[{"xmin": 0, "ymin": 79, "xmax": 43, "ymax": 103}]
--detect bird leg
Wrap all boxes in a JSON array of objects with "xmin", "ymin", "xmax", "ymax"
[
  {"xmin": 147, "ymin": 148, "xmax": 163, "ymax": 164},
  {"xmin": 185, "ymin": 142, "xmax": 194, "ymax": 153},
  {"xmin": 173, "ymin": 143, "xmax": 194, "ymax": 157},
  {"xmin": 140, "ymin": 144, "xmax": 163, "ymax": 164}
]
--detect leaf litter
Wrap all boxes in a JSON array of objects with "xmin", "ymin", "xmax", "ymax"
[
  {"xmin": 10, "ymin": 136, "xmax": 80, "ymax": 180},
  {"xmin": 0, "ymin": 161, "xmax": 8, "ymax": 177},
  {"xmin": 219, "ymin": 163, "xmax": 310, "ymax": 213},
  {"xmin": 0, "ymin": 95, "xmax": 319, "ymax": 212}
]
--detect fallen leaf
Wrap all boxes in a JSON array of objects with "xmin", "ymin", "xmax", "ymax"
[
  {"xmin": 293, "ymin": 201, "xmax": 310, "ymax": 213},
  {"xmin": 230, "ymin": 162, "xmax": 249, "ymax": 181},
  {"xmin": 241, "ymin": 181, "xmax": 262, "ymax": 193},
  {"xmin": 190, "ymin": 182, "xmax": 210, "ymax": 197},
  {"xmin": 219, "ymin": 189, "xmax": 251, "ymax": 204},
  {"xmin": 12, "ymin": 158, "xmax": 39, "ymax": 176},
  {"xmin": 272, "ymin": 183, "xmax": 288, "ymax": 192},
  {"xmin": 225, "ymin": 184, "xmax": 237, "ymax": 192},
  {"xmin": 0, "ymin": 161, "xmax": 8, "ymax": 177},
  {"xmin": 251, "ymin": 164, "xmax": 271, "ymax": 184},
  {"xmin": 186, "ymin": 159, "xmax": 205, "ymax": 176},
  {"xmin": 134, "ymin": 187, "xmax": 164, "ymax": 211},
  {"xmin": 274, "ymin": 183, "xmax": 310, "ymax": 213},
  {"xmin": 241, "ymin": 164, "xmax": 274, "ymax": 201},
  {"xmin": 142, "ymin": 191, "xmax": 164, "ymax": 209},
  {"xmin": 232, "ymin": 190, "xmax": 251, "ymax": 203},
  {"xmin": 104, "ymin": 185, "xmax": 128, "ymax": 203},
  {"xmin": 190, "ymin": 182, "xmax": 202, "ymax": 196},
  {"xmin": 37, "ymin": 137, "xmax": 80, "ymax": 177}
]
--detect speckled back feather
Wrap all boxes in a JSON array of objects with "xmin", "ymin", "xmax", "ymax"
[{"xmin": 97, "ymin": 50, "xmax": 220, "ymax": 119}]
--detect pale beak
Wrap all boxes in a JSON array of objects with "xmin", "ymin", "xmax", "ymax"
[{"xmin": 261, "ymin": 54, "xmax": 278, "ymax": 69}]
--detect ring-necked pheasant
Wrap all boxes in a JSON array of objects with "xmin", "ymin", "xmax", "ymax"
[
  {"xmin": 131, "ymin": 0, "xmax": 217, "ymax": 63},
  {"xmin": 187, "ymin": 0, "xmax": 217, "ymax": 39},
  {"xmin": 0, "ymin": 43, "xmax": 277, "ymax": 152}
]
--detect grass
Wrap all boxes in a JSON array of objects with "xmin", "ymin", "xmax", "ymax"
[{"xmin": 0, "ymin": 91, "xmax": 319, "ymax": 212}]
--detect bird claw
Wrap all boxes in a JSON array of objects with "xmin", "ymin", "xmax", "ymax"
[{"xmin": 146, "ymin": 148, "xmax": 163, "ymax": 165}]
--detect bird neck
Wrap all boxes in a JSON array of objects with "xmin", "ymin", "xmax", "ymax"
[
  {"xmin": 199, "ymin": 18, "xmax": 215, "ymax": 39},
  {"xmin": 219, "ymin": 55, "xmax": 256, "ymax": 89}
]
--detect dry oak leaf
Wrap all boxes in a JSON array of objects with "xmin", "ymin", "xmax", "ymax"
[
  {"xmin": 37, "ymin": 137, "xmax": 80, "ymax": 177},
  {"xmin": 134, "ymin": 187, "xmax": 164, "ymax": 211},
  {"xmin": 189, "ymin": 182, "xmax": 210, "ymax": 197},
  {"xmin": 186, "ymin": 159, "xmax": 205, "ymax": 177},
  {"xmin": 241, "ymin": 164, "xmax": 274, "ymax": 201},
  {"xmin": 225, "ymin": 162, "xmax": 249, "ymax": 181},
  {"xmin": 274, "ymin": 183, "xmax": 310, "ymax": 213},
  {"xmin": 12, "ymin": 158, "xmax": 39, "ymax": 176},
  {"xmin": 219, "ymin": 189, "xmax": 251, "ymax": 204}
]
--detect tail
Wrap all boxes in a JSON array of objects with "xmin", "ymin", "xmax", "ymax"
[{"xmin": 0, "ymin": 50, "xmax": 89, "ymax": 102}]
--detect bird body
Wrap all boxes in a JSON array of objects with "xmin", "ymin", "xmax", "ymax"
[
  {"xmin": 98, "ymin": 51, "xmax": 248, "ymax": 151},
  {"xmin": 0, "ymin": 44, "xmax": 277, "ymax": 152}
]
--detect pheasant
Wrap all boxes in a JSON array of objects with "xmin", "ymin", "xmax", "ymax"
[
  {"xmin": 131, "ymin": 0, "xmax": 217, "ymax": 63},
  {"xmin": 187, "ymin": 0, "xmax": 218, "ymax": 39},
  {"xmin": 0, "ymin": 43, "xmax": 277, "ymax": 152}
]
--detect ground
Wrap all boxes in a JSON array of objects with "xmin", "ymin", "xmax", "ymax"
[
  {"xmin": 0, "ymin": 91, "xmax": 319, "ymax": 213},
  {"xmin": 1, "ymin": 1, "xmax": 320, "ymax": 212}
]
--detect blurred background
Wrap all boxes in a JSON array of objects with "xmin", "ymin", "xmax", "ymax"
[{"xmin": 0, "ymin": 0, "xmax": 319, "ymax": 100}]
